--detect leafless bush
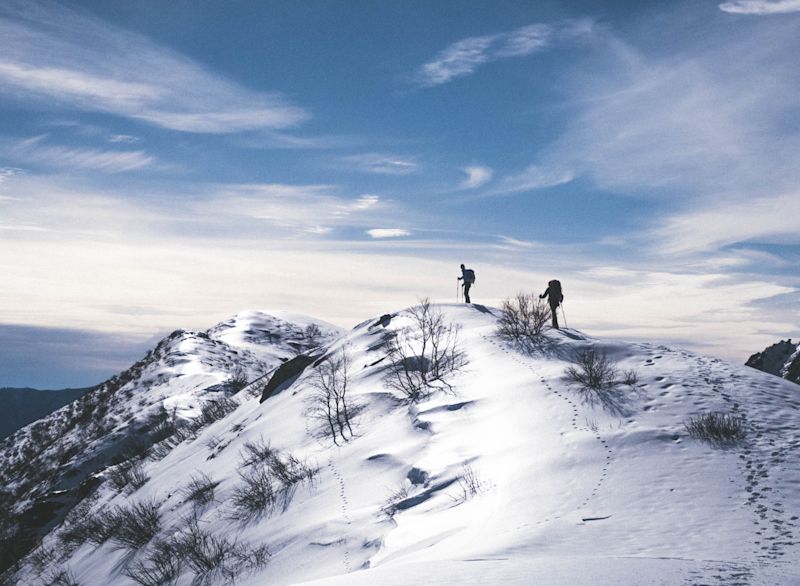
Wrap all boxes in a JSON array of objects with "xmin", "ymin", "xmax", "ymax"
[
  {"xmin": 305, "ymin": 349, "xmax": 358, "ymax": 444},
  {"xmin": 497, "ymin": 292, "xmax": 551, "ymax": 342},
  {"xmin": 27, "ymin": 542, "xmax": 59, "ymax": 576},
  {"xmin": 453, "ymin": 464, "xmax": 491, "ymax": 502},
  {"xmin": 44, "ymin": 567, "xmax": 79, "ymax": 586},
  {"xmin": 57, "ymin": 510, "xmax": 114, "ymax": 549},
  {"xmin": 304, "ymin": 323, "xmax": 322, "ymax": 348},
  {"xmin": 124, "ymin": 539, "xmax": 181, "ymax": 586},
  {"xmin": 622, "ymin": 369, "xmax": 640, "ymax": 387},
  {"xmin": 107, "ymin": 499, "xmax": 162, "ymax": 551},
  {"xmin": 107, "ymin": 460, "xmax": 149, "ymax": 494},
  {"xmin": 227, "ymin": 366, "xmax": 249, "ymax": 393},
  {"xmin": 181, "ymin": 473, "xmax": 219, "ymax": 508},
  {"xmin": 172, "ymin": 516, "xmax": 270, "ymax": 584},
  {"xmin": 380, "ymin": 485, "xmax": 409, "ymax": 519},
  {"xmin": 197, "ymin": 398, "xmax": 238, "ymax": 427},
  {"xmin": 383, "ymin": 299, "xmax": 467, "ymax": 402},
  {"xmin": 565, "ymin": 349, "xmax": 635, "ymax": 415},
  {"xmin": 686, "ymin": 412, "xmax": 746, "ymax": 446},
  {"xmin": 231, "ymin": 448, "xmax": 315, "ymax": 521},
  {"xmin": 239, "ymin": 437, "xmax": 277, "ymax": 468},
  {"xmin": 565, "ymin": 349, "xmax": 619, "ymax": 391},
  {"xmin": 231, "ymin": 467, "xmax": 277, "ymax": 520}
]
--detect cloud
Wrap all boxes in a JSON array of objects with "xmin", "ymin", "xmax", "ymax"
[
  {"xmin": 719, "ymin": 0, "xmax": 800, "ymax": 14},
  {"xmin": 5, "ymin": 135, "xmax": 154, "ymax": 172},
  {"xmin": 415, "ymin": 21, "xmax": 590, "ymax": 87},
  {"xmin": 366, "ymin": 228, "xmax": 410, "ymax": 239},
  {"xmin": 460, "ymin": 166, "xmax": 493, "ymax": 189},
  {"xmin": 652, "ymin": 192, "xmax": 800, "ymax": 254},
  {"xmin": 108, "ymin": 134, "xmax": 139, "ymax": 144},
  {"xmin": 0, "ymin": 0, "xmax": 308, "ymax": 133},
  {"xmin": 0, "ymin": 167, "xmax": 23, "ymax": 185},
  {"xmin": 486, "ymin": 164, "xmax": 574, "ymax": 196},
  {"xmin": 519, "ymin": 17, "xmax": 800, "ymax": 253},
  {"xmin": 341, "ymin": 153, "xmax": 419, "ymax": 175}
]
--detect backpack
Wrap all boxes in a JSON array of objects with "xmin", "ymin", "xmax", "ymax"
[
  {"xmin": 463, "ymin": 269, "xmax": 476, "ymax": 284},
  {"xmin": 548, "ymin": 279, "xmax": 563, "ymax": 303}
]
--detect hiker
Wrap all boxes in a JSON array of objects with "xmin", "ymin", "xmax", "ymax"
[
  {"xmin": 458, "ymin": 264, "xmax": 475, "ymax": 303},
  {"xmin": 539, "ymin": 279, "xmax": 564, "ymax": 329}
]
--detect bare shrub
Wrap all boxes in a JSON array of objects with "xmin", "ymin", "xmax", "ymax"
[
  {"xmin": 305, "ymin": 349, "xmax": 358, "ymax": 444},
  {"xmin": 565, "ymin": 349, "xmax": 635, "ymax": 416},
  {"xmin": 27, "ymin": 542, "xmax": 59, "ymax": 576},
  {"xmin": 231, "ymin": 448, "xmax": 315, "ymax": 521},
  {"xmin": 497, "ymin": 292, "xmax": 551, "ymax": 343},
  {"xmin": 685, "ymin": 412, "xmax": 746, "ymax": 446},
  {"xmin": 58, "ymin": 510, "xmax": 114, "ymax": 549},
  {"xmin": 230, "ymin": 467, "xmax": 277, "ymax": 520},
  {"xmin": 383, "ymin": 299, "xmax": 467, "ymax": 402},
  {"xmin": 172, "ymin": 516, "xmax": 270, "ymax": 584},
  {"xmin": 239, "ymin": 437, "xmax": 277, "ymax": 468},
  {"xmin": 107, "ymin": 460, "xmax": 149, "ymax": 494},
  {"xmin": 227, "ymin": 366, "xmax": 249, "ymax": 393},
  {"xmin": 181, "ymin": 472, "xmax": 219, "ymax": 507},
  {"xmin": 380, "ymin": 485, "xmax": 409, "ymax": 519},
  {"xmin": 565, "ymin": 349, "xmax": 619, "ymax": 390},
  {"xmin": 453, "ymin": 464, "xmax": 491, "ymax": 502},
  {"xmin": 107, "ymin": 499, "xmax": 161, "ymax": 551},
  {"xmin": 304, "ymin": 324, "xmax": 322, "ymax": 348},
  {"xmin": 124, "ymin": 539, "xmax": 181, "ymax": 586},
  {"xmin": 44, "ymin": 567, "xmax": 79, "ymax": 586},
  {"xmin": 196, "ymin": 398, "xmax": 238, "ymax": 428},
  {"xmin": 622, "ymin": 369, "xmax": 640, "ymax": 387}
]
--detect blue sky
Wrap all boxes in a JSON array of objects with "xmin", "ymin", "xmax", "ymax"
[{"xmin": 1, "ymin": 0, "xmax": 799, "ymax": 388}]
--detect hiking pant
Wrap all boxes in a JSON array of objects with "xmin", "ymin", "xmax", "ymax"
[
  {"xmin": 550, "ymin": 303, "xmax": 559, "ymax": 329},
  {"xmin": 463, "ymin": 282, "xmax": 472, "ymax": 303}
]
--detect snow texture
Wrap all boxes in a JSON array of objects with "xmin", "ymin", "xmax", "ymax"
[{"xmin": 6, "ymin": 304, "xmax": 800, "ymax": 585}]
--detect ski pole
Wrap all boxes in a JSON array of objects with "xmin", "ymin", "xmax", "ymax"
[
  {"xmin": 456, "ymin": 278, "xmax": 459, "ymax": 302},
  {"xmin": 561, "ymin": 304, "xmax": 568, "ymax": 328}
]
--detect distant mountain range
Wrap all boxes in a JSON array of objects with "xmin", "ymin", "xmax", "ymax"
[
  {"xmin": 746, "ymin": 339, "xmax": 800, "ymax": 385},
  {"xmin": 0, "ymin": 387, "xmax": 92, "ymax": 440}
]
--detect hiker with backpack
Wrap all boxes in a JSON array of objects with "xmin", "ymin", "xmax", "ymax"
[
  {"xmin": 539, "ymin": 279, "xmax": 564, "ymax": 329},
  {"xmin": 458, "ymin": 264, "xmax": 475, "ymax": 303}
]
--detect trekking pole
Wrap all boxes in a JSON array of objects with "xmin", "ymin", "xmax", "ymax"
[{"xmin": 561, "ymin": 304, "xmax": 568, "ymax": 328}]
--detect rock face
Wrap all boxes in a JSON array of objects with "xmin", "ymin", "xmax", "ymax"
[{"xmin": 746, "ymin": 339, "xmax": 800, "ymax": 384}]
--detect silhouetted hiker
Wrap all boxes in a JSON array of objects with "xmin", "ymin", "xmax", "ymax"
[
  {"xmin": 539, "ymin": 279, "xmax": 564, "ymax": 329},
  {"xmin": 458, "ymin": 264, "xmax": 475, "ymax": 303}
]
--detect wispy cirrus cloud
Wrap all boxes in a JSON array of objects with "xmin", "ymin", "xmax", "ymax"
[
  {"xmin": 460, "ymin": 166, "xmax": 493, "ymax": 189},
  {"xmin": 0, "ymin": 0, "xmax": 308, "ymax": 133},
  {"xmin": 719, "ymin": 0, "xmax": 800, "ymax": 14},
  {"xmin": 340, "ymin": 152, "xmax": 419, "ymax": 175},
  {"xmin": 511, "ymin": 16, "xmax": 800, "ymax": 255},
  {"xmin": 415, "ymin": 21, "xmax": 591, "ymax": 87},
  {"xmin": 483, "ymin": 164, "xmax": 574, "ymax": 196},
  {"xmin": 4, "ymin": 135, "xmax": 154, "ymax": 173}
]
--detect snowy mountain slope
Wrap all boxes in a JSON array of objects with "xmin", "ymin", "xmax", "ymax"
[
  {"xmin": 746, "ymin": 339, "xmax": 800, "ymax": 385},
  {"xmin": 0, "ymin": 311, "xmax": 342, "ymax": 578},
  {"xmin": 8, "ymin": 304, "xmax": 800, "ymax": 585}
]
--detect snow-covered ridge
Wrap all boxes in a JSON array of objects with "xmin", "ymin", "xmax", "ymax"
[
  {"xmin": 4, "ymin": 304, "xmax": 800, "ymax": 585},
  {"xmin": 747, "ymin": 339, "xmax": 800, "ymax": 385},
  {"xmin": 0, "ymin": 311, "xmax": 343, "ymax": 578}
]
